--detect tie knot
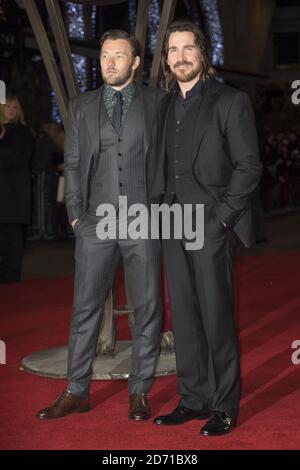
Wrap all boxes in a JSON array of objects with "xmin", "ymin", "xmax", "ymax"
[{"xmin": 114, "ymin": 91, "xmax": 122, "ymax": 101}]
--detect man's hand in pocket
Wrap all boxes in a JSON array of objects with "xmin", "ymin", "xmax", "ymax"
[{"xmin": 71, "ymin": 219, "xmax": 78, "ymax": 230}]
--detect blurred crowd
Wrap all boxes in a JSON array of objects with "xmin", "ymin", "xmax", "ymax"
[
  {"xmin": 32, "ymin": 121, "xmax": 68, "ymax": 241},
  {"xmin": 0, "ymin": 95, "xmax": 67, "ymax": 282},
  {"xmin": 263, "ymin": 130, "xmax": 300, "ymax": 210}
]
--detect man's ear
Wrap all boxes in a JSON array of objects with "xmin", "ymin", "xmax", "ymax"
[{"xmin": 133, "ymin": 56, "xmax": 141, "ymax": 70}]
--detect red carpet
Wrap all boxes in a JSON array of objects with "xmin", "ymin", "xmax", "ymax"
[{"xmin": 1, "ymin": 252, "xmax": 300, "ymax": 450}]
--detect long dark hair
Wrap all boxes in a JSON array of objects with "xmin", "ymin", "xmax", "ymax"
[{"xmin": 162, "ymin": 20, "xmax": 216, "ymax": 91}]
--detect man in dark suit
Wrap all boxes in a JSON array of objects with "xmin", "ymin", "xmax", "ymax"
[
  {"xmin": 37, "ymin": 30, "xmax": 164, "ymax": 421},
  {"xmin": 152, "ymin": 21, "xmax": 262, "ymax": 435}
]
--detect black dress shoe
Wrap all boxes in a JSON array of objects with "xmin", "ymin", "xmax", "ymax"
[
  {"xmin": 153, "ymin": 405, "xmax": 210, "ymax": 425},
  {"xmin": 200, "ymin": 411, "xmax": 236, "ymax": 436}
]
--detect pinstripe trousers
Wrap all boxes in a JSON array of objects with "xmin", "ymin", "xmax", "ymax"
[{"xmin": 67, "ymin": 212, "xmax": 162, "ymax": 398}]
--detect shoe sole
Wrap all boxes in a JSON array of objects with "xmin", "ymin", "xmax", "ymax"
[
  {"xmin": 37, "ymin": 406, "xmax": 91, "ymax": 420},
  {"xmin": 154, "ymin": 414, "xmax": 211, "ymax": 425},
  {"xmin": 200, "ymin": 426, "xmax": 236, "ymax": 436},
  {"xmin": 128, "ymin": 415, "xmax": 150, "ymax": 421}
]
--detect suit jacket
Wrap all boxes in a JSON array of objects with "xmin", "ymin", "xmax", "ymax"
[
  {"xmin": 150, "ymin": 78, "xmax": 262, "ymax": 247},
  {"xmin": 64, "ymin": 84, "xmax": 165, "ymax": 223}
]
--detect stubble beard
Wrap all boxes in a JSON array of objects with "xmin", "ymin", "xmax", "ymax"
[{"xmin": 103, "ymin": 63, "xmax": 134, "ymax": 87}]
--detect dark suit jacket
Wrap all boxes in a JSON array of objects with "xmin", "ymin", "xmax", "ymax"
[
  {"xmin": 150, "ymin": 78, "xmax": 262, "ymax": 247},
  {"xmin": 0, "ymin": 123, "xmax": 33, "ymax": 224},
  {"xmin": 64, "ymin": 84, "xmax": 165, "ymax": 223}
]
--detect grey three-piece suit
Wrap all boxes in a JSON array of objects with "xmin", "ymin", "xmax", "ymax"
[{"xmin": 64, "ymin": 84, "xmax": 165, "ymax": 398}]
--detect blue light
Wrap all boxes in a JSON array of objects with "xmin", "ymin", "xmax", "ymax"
[
  {"xmin": 148, "ymin": 0, "xmax": 160, "ymax": 54},
  {"xmin": 128, "ymin": 0, "xmax": 137, "ymax": 33},
  {"xmin": 52, "ymin": 1, "xmax": 91, "ymax": 122},
  {"xmin": 65, "ymin": 1, "xmax": 87, "ymax": 92},
  {"xmin": 199, "ymin": 0, "xmax": 224, "ymax": 65},
  {"xmin": 128, "ymin": 0, "xmax": 160, "ymax": 54}
]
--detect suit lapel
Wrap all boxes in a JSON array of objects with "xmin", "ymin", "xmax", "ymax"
[
  {"xmin": 82, "ymin": 86, "xmax": 103, "ymax": 159},
  {"xmin": 192, "ymin": 79, "xmax": 221, "ymax": 165},
  {"xmin": 161, "ymin": 92, "xmax": 176, "ymax": 156}
]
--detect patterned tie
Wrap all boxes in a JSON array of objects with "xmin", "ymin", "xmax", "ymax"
[{"xmin": 112, "ymin": 91, "xmax": 123, "ymax": 133}]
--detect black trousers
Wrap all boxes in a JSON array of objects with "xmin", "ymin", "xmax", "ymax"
[
  {"xmin": 0, "ymin": 223, "xmax": 24, "ymax": 282},
  {"xmin": 162, "ymin": 205, "xmax": 240, "ymax": 417}
]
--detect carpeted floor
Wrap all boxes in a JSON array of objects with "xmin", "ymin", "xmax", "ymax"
[{"xmin": 1, "ymin": 251, "xmax": 300, "ymax": 450}]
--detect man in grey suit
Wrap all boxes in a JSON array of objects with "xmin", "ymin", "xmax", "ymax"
[{"xmin": 37, "ymin": 30, "xmax": 164, "ymax": 421}]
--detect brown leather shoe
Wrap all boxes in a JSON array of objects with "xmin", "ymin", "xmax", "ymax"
[
  {"xmin": 36, "ymin": 391, "xmax": 90, "ymax": 420},
  {"xmin": 129, "ymin": 394, "xmax": 150, "ymax": 421}
]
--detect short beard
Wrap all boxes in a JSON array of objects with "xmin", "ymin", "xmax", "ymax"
[
  {"xmin": 172, "ymin": 61, "xmax": 202, "ymax": 83},
  {"xmin": 103, "ymin": 63, "xmax": 134, "ymax": 87}
]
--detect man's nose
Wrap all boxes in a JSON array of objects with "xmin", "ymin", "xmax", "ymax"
[
  {"xmin": 178, "ymin": 49, "xmax": 185, "ymax": 62},
  {"xmin": 107, "ymin": 57, "xmax": 115, "ymax": 67}
]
